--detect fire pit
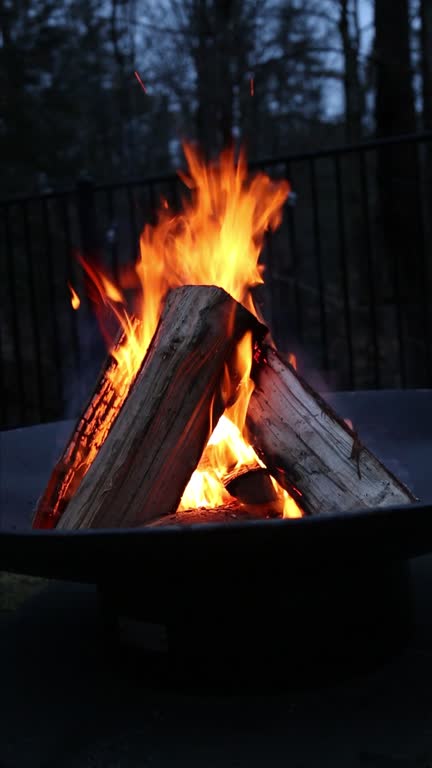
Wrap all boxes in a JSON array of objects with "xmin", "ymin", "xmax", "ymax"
[
  {"xmin": 31, "ymin": 146, "xmax": 414, "ymax": 534},
  {"xmin": 1, "ymin": 496, "xmax": 431, "ymax": 678},
  {"xmin": 1, "ymin": 146, "xmax": 431, "ymax": 678},
  {"xmin": 2, "ymin": 388, "xmax": 432, "ymax": 675}
]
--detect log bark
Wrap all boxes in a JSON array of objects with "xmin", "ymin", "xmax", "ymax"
[
  {"xmin": 246, "ymin": 345, "xmax": 416, "ymax": 516},
  {"xmin": 33, "ymin": 323, "xmax": 140, "ymax": 530},
  {"xmin": 57, "ymin": 285, "xmax": 260, "ymax": 530}
]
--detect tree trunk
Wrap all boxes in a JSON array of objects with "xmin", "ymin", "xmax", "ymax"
[
  {"xmin": 246, "ymin": 345, "xmax": 416, "ymax": 516},
  {"xmin": 374, "ymin": 0, "xmax": 422, "ymax": 384},
  {"xmin": 339, "ymin": 0, "xmax": 364, "ymax": 143},
  {"xmin": 375, "ymin": 0, "xmax": 416, "ymax": 138},
  {"xmin": 57, "ymin": 285, "xmax": 260, "ymax": 530},
  {"xmin": 193, "ymin": 0, "xmax": 235, "ymax": 156},
  {"xmin": 420, "ymin": 0, "xmax": 432, "ymax": 131},
  {"xmin": 420, "ymin": 0, "xmax": 432, "ymax": 263}
]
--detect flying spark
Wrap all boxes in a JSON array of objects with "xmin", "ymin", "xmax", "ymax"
[
  {"xmin": 250, "ymin": 77, "xmax": 254, "ymax": 96},
  {"xmin": 134, "ymin": 70, "xmax": 147, "ymax": 93}
]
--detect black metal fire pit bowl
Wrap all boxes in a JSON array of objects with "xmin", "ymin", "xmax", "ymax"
[
  {"xmin": 1, "ymin": 390, "xmax": 431, "ymax": 683},
  {"xmin": 1, "ymin": 501, "xmax": 432, "ymax": 683}
]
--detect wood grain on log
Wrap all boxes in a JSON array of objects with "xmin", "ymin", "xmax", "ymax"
[
  {"xmin": 32, "ymin": 324, "xmax": 140, "ymax": 530},
  {"xmin": 247, "ymin": 345, "xmax": 416, "ymax": 516},
  {"xmin": 57, "ymin": 285, "xmax": 260, "ymax": 530}
]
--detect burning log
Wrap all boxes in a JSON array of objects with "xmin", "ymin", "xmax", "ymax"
[
  {"xmin": 33, "ymin": 324, "xmax": 140, "ymax": 530},
  {"xmin": 224, "ymin": 465, "xmax": 278, "ymax": 506},
  {"xmin": 147, "ymin": 501, "xmax": 277, "ymax": 527},
  {"xmin": 33, "ymin": 144, "xmax": 416, "ymax": 533},
  {"xmin": 57, "ymin": 285, "xmax": 261, "ymax": 530},
  {"xmin": 247, "ymin": 345, "xmax": 416, "ymax": 516}
]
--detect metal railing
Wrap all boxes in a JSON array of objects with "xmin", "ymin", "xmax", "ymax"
[{"xmin": 1, "ymin": 132, "xmax": 431, "ymax": 428}]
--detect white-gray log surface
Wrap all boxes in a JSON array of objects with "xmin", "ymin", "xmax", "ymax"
[{"xmin": 247, "ymin": 346, "xmax": 416, "ymax": 516}]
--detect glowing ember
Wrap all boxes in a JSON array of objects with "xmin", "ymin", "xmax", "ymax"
[
  {"xmin": 250, "ymin": 76, "xmax": 255, "ymax": 96},
  {"xmin": 288, "ymin": 352, "xmax": 297, "ymax": 370},
  {"xmin": 79, "ymin": 145, "xmax": 301, "ymax": 518},
  {"xmin": 68, "ymin": 282, "xmax": 80, "ymax": 310},
  {"xmin": 134, "ymin": 70, "xmax": 147, "ymax": 93}
]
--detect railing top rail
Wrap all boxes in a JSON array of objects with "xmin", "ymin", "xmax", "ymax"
[
  {"xmin": 1, "ymin": 131, "xmax": 431, "ymax": 206},
  {"xmin": 248, "ymin": 130, "xmax": 432, "ymax": 169},
  {"xmin": 94, "ymin": 131, "xmax": 432, "ymax": 192},
  {"xmin": 0, "ymin": 188, "xmax": 74, "ymax": 208}
]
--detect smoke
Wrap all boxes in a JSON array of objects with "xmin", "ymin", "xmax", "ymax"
[{"xmin": 61, "ymin": 310, "xmax": 107, "ymax": 421}]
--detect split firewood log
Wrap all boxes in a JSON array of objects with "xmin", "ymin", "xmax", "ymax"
[
  {"xmin": 246, "ymin": 345, "xmax": 416, "ymax": 516},
  {"xmin": 57, "ymin": 285, "xmax": 262, "ymax": 529},
  {"xmin": 33, "ymin": 323, "xmax": 140, "ymax": 529}
]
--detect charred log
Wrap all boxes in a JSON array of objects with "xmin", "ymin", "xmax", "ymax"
[
  {"xmin": 224, "ymin": 465, "xmax": 279, "ymax": 506},
  {"xmin": 33, "ymin": 323, "xmax": 140, "ymax": 530},
  {"xmin": 146, "ymin": 501, "xmax": 279, "ymax": 528}
]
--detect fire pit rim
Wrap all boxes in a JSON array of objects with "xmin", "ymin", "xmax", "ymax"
[
  {"xmin": 1, "ymin": 500, "xmax": 431, "ymax": 587},
  {"xmin": 2, "ymin": 498, "xmax": 430, "ymax": 537}
]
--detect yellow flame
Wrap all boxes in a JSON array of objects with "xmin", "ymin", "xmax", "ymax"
[
  {"xmin": 68, "ymin": 282, "xmax": 80, "ymax": 310},
  {"xmin": 179, "ymin": 332, "xmax": 260, "ymax": 510},
  {"xmin": 80, "ymin": 144, "xmax": 300, "ymax": 517}
]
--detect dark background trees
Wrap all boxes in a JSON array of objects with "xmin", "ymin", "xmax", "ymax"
[
  {"xmin": 1, "ymin": 0, "xmax": 430, "ymax": 196},
  {"xmin": 1, "ymin": 0, "xmax": 431, "ymax": 426}
]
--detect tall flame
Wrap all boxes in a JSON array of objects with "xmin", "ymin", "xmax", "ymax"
[{"xmin": 81, "ymin": 145, "xmax": 301, "ymax": 518}]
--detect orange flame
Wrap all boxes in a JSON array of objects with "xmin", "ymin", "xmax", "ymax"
[
  {"xmin": 288, "ymin": 352, "xmax": 297, "ymax": 370},
  {"xmin": 80, "ymin": 145, "xmax": 301, "ymax": 518},
  {"xmin": 68, "ymin": 282, "xmax": 80, "ymax": 310}
]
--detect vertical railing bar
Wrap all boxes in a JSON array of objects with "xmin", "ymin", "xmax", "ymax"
[
  {"xmin": 358, "ymin": 150, "xmax": 380, "ymax": 389},
  {"xmin": 413, "ymin": 141, "xmax": 432, "ymax": 385},
  {"xmin": 334, "ymin": 155, "xmax": 355, "ymax": 389},
  {"xmin": 391, "ymin": 249, "xmax": 406, "ymax": 388},
  {"xmin": 0, "ymin": 288, "xmax": 4, "ymax": 426},
  {"xmin": 42, "ymin": 197, "xmax": 63, "ymax": 413},
  {"xmin": 61, "ymin": 195, "xmax": 81, "ymax": 384},
  {"xmin": 3, "ymin": 207, "xmax": 25, "ymax": 424},
  {"xmin": 309, "ymin": 158, "xmax": 329, "ymax": 372},
  {"xmin": 171, "ymin": 177, "xmax": 180, "ymax": 210},
  {"xmin": 385, "ymin": 148, "xmax": 406, "ymax": 388},
  {"xmin": 105, "ymin": 188, "xmax": 119, "ymax": 281},
  {"xmin": 264, "ymin": 230, "xmax": 276, "ymax": 343},
  {"xmin": 285, "ymin": 161, "xmax": 303, "ymax": 343},
  {"xmin": 22, "ymin": 201, "xmax": 45, "ymax": 420},
  {"xmin": 149, "ymin": 181, "xmax": 158, "ymax": 225},
  {"xmin": 126, "ymin": 186, "xmax": 139, "ymax": 263}
]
